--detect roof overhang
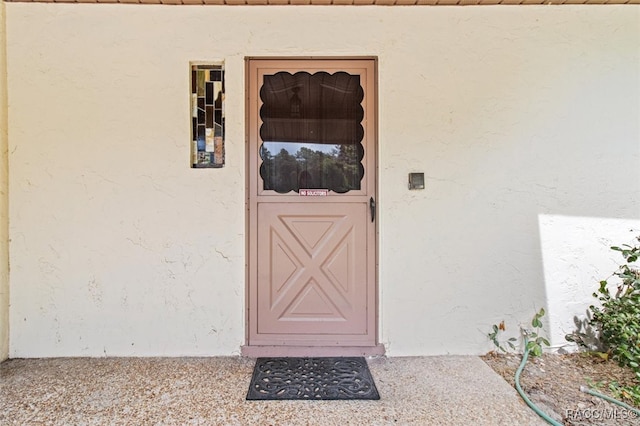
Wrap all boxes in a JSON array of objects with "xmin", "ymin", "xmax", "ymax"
[{"xmin": 4, "ymin": 0, "xmax": 638, "ymax": 5}]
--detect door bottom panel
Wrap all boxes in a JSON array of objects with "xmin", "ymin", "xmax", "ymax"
[
  {"xmin": 241, "ymin": 344, "xmax": 386, "ymax": 358},
  {"xmin": 252, "ymin": 202, "xmax": 372, "ymax": 344}
]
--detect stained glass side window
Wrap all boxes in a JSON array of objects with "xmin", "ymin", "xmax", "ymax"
[
  {"xmin": 191, "ymin": 63, "xmax": 225, "ymax": 168},
  {"xmin": 259, "ymin": 72, "xmax": 365, "ymax": 194}
]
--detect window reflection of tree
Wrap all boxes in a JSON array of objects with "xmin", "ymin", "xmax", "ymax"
[{"xmin": 260, "ymin": 144, "xmax": 363, "ymax": 194}]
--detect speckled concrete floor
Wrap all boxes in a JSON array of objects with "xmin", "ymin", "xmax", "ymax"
[{"xmin": 0, "ymin": 356, "xmax": 546, "ymax": 425}]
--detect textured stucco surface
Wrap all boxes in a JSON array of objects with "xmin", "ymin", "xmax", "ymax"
[
  {"xmin": 0, "ymin": 0, "xmax": 9, "ymax": 362},
  {"xmin": 5, "ymin": 4, "xmax": 640, "ymax": 357},
  {"xmin": 540, "ymin": 217, "xmax": 640, "ymax": 350}
]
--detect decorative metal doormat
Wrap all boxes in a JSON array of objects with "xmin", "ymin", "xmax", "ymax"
[{"xmin": 246, "ymin": 357, "xmax": 380, "ymax": 400}]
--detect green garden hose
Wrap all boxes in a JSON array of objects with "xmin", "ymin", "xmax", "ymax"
[
  {"xmin": 515, "ymin": 336, "xmax": 563, "ymax": 426},
  {"xmin": 580, "ymin": 385, "xmax": 640, "ymax": 417},
  {"xmin": 515, "ymin": 335, "xmax": 640, "ymax": 425}
]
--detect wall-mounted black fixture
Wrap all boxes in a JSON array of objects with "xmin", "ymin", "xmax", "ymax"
[{"xmin": 408, "ymin": 173, "xmax": 425, "ymax": 190}]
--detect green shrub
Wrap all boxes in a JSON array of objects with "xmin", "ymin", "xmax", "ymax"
[
  {"xmin": 588, "ymin": 237, "xmax": 640, "ymax": 406},
  {"xmin": 488, "ymin": 309, "xmax": 549, "ymax": 356},
  {"xmin": 525, "ymin": 308, "xmax": 551, "ymax": 357}
]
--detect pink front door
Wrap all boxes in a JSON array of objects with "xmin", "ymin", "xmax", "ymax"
[{"xmin": 246, "ymin": 58, "xmax": 378, "ymax": 353}]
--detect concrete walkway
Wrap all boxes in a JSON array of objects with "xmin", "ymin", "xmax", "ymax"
[{"xmin": 0, "ymin": 356, "xmax": 546, "ymax": 425}]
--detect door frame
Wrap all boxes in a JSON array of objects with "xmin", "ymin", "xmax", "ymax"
[{"xmin": 242, "ymin": 57, "xmax": 383, "ymax": 357}]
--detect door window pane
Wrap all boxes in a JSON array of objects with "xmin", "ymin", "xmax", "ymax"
[{"xmin": 259, "ymin": 72, "xmax": 365, "ymax": 194}]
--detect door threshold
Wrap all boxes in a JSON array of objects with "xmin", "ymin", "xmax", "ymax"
[{"xmin": 241, "ymin": 344, "xmax": 385, "ymax": 358}]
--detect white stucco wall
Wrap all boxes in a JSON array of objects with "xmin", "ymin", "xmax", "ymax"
[
  {"xmin": 0, "ymin": 0, "xmax": 8, "ymax": 362},
  {"xmin": 540, "ymin": 216, "xmax": 640, "ymax": 351},
  {"xmin": 5, "ymin": 4, "xmax": 639, "ymax": 357}
]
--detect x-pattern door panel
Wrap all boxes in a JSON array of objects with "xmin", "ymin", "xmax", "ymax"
[{"xmin": 258, "ymin": 203, "xmax": 367, "ymax": 335}]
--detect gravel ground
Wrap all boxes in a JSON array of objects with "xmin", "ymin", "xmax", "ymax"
[
  {"xmin": 0, "ymin": 356, "xmax": 546, "ymax": 425},
  {"xmin": 482, "ymin": 352, "xmax": 640, "ymax": 426}
]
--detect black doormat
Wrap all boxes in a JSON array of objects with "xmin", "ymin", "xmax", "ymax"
[{"xmin": 246, "ymin": 357, "xmax": 380, "ymax": 400}]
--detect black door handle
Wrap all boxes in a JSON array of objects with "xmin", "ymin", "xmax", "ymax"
[{"xmin": 370, "ymin": 197, "xmax": 376, "ymax": 223}]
